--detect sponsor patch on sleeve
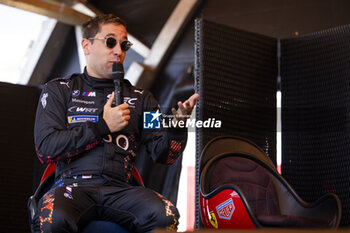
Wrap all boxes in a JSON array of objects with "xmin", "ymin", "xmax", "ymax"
[{"xmin": 68, "ymin": 115, "xmax": 98, "ymax": 123}]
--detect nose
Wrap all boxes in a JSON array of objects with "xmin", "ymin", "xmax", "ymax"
[{"xmin": 112, "ymin": 41, "xmax": 123, "ymax": 55}]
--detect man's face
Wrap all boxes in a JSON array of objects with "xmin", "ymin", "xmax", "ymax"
[{"xmin": 82, "ymin": 23, "xmax": 128, "ymax": 79}]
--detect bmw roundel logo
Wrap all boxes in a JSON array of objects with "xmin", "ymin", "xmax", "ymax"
[{"xmin": 72, "ymin": 90, "xmax": 80, "ymax": 97}]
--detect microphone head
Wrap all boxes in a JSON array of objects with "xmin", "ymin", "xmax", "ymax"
[{"xmin": 112, "ymin": 62, "xmax": 124, "ymax": 81}]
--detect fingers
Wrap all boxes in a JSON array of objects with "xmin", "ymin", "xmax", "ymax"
[
  {"xmin": 105, "ymin": 91, "xmax": 115, "ymax": 108},
  {"xmin": 188, "ymin": 93, "xmax": 199, "ymax": 107},
  {"xmin": 116, "ymin": 103, "xmax": 130, "ymax": 111},
  {"xmin": 183, "ymin": 100, "xmax": 191, "ymax": 110},
  {"xmin": 191, "ymin": 93, "xmax": 200, "ymax": 101},
  {"xmin": 171, "ymin": 107, "xmax": 177, "ymax": 116},
  {"xmin": 120, "ymin": 106, "xmax": 131, "ymax": 119},
  {"xmin": 177, "ymin": 101, "xmax": 187, "ymax": 115},
  {"xmin": 124, "ymin": 113, "xmax": 131, "ymax": 123},
  {"xmin": 117, "ymin": 114, "xmax": 130, "ymax": 128},
  {"xmin": 103, "ymin": 93, "xmax": 130, "ymax": 132},
  {"xmin": 116, "ymin": 103, "xmax": 130, "ymax": 121},
  {"xmin": 174, "ymin": 93, "xmax": 199, "ymax": 119}
]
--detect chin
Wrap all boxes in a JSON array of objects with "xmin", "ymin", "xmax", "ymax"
[{"xmin": 102, "ymin": 69, "xmax": 112, "ymax": 79}]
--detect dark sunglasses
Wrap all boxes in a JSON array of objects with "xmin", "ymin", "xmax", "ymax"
[{"xmin": 89, "ymin": 36, "xmax": 133, "ymax": 51}]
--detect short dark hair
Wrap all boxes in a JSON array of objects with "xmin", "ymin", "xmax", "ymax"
[{"xmin": 82, "ymin": 14, "xmax": 127, "ymax": 39}]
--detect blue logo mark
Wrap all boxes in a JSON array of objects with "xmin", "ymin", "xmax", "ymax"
[
  {"xmin": 143, "ymin": 110, "xmax": 161, "ymax": 129},
  {"xmin": 72, "ymin": 90, "xmax": 80, "ymax": 97},
  {"xmin": 68, "ymin": 115, "xmax": 98, "ymax": 123}
]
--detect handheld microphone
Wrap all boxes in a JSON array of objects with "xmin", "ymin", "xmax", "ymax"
[{"xmin": 112, "ymin": 62, "xmax": 124, "ymax": 106}]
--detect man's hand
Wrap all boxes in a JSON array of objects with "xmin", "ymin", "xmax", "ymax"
[
  {"xmin": 171, "ymin": 93, "xmax": 199, "ymax": 124},
  {"xmin": 103, "ymin": 92, "xmax": 130, "ymax": 133}
]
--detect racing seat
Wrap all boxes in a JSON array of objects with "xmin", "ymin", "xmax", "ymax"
[
  {"xmin": 200, "ymin": 136, "xmax": 342, "ymax": 229},
  {"xmin": 28, "ymin": 163, "xmax": 144, "ymax": 233}
]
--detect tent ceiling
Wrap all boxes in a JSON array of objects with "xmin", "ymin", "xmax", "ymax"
[
  {"xmin": 0, "ymin": 0, "xmax": 178, "ymax": 47},
  {"xmin": 87, "ymin": 0, "xmax": 180, "ymax": 48}
]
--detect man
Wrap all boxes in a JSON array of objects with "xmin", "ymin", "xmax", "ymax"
[{"xmin": 33, "ymin": 14, "xmax": 198, "ymax": 233}]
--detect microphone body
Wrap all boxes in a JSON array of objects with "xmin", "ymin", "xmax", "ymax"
[{"xmin": 112, "ymin": 62, "xmax": 124, "ymax": 106}]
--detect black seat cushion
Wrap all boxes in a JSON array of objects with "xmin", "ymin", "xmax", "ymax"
[
  {"xmin": 209, "ymin": 156, "xmax": 330, "ymax": 228},
  {"xmin": 210, "ymin": 156, "xmax": 280, "ymax": 216}
]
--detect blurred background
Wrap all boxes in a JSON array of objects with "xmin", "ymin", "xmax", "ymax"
[{"xmin": 1, "ymin": 0, "xmax": 350, "ymax": 232}]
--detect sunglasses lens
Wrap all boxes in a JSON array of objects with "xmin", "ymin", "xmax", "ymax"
[
  {"xmin": 106, "ymin": 37, "xmax": 117, "ymax": 48},
  {"xmin": 121, "ymin": 41, "xmax": 132, "ymax": 51}
]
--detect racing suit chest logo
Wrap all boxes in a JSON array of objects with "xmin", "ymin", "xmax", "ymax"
[
  {"xmin": 72, "ymin": 90, "xmax": 96, "ymax": 98},
  {"xmin": 83, "ymin": 92, "xmax": 96, "ymax": 97},
  {"xmin": 106, "ymin": 94, "xmax": 137, "ymax": 108},
  {"xmin": 68, "ymin": 106, "xmax": 98, "ymax": 113}
]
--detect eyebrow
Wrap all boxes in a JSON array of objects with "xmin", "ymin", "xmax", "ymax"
[{"xmin": 105, "ymin": 33, "xmax": 128, "ymax": 40}]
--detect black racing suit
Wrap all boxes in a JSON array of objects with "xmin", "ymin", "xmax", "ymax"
[{"xmin": 33, "ymin": 69, "xmax": 187, "ymax": 233}]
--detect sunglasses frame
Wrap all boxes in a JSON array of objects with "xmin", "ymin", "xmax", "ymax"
[{"xmin": 88, "ymin": 36, "xmax": 133, "ymax": 51}]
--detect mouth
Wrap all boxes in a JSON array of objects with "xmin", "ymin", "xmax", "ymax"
[{"xmin": 108, "ymin": 59, "xmax": 121, "ymax": 64}]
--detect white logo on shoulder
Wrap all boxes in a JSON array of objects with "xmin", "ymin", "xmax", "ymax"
[
  {"xmin": 60, "ymin": 81, "xmax": 70, "ymax": 88},
  {"xmin": 41, "ymin": 93, "xmax": 48, "ymax": 108}
]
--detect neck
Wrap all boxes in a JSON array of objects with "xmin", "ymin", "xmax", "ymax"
[{"xmin": 86, "ymin": 66, "xmax": 112, "ymax": 79}]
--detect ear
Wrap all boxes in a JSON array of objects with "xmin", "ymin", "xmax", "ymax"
[{"xmin": 81, "ymin": 38, "xmax": 91, "ymax": 55}]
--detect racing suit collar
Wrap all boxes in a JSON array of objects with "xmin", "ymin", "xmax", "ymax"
[
  {"xmin": 83, "ymin": 67, "xmax": 114, "ymax": 89},
  {"xmin": 83, "ymin": 67, "xmax": 132, "ymax": 90}
]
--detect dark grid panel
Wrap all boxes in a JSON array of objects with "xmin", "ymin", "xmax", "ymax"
[
  {"xmin": 0, "ymin": 82, "xmax": 40, "ymax": 232},
  {"xmin": 281, "ymin": 25, "xmax": 350, "ymax": 226},
  {"xmin": 194, "ymin": 19, "xmax": 277, "ymax": 228}
]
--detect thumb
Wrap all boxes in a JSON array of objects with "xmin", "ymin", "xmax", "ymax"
[{"xmin": 105, "ymin": 92, "xmax": 115, "ymax": 108}]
